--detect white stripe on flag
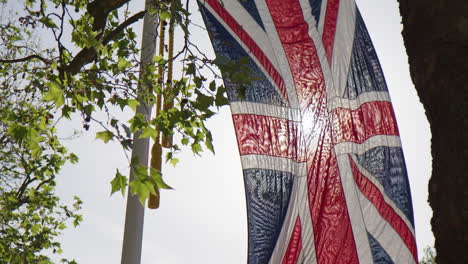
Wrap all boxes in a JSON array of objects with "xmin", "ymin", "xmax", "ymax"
[
  {"xmin": 348, "ymin": 155, "xmax": 415, "ymax": 235},
  {"xmin": 240, "ymin": 154, "xmax": 306, "ymax": 176},
  {"xmin": 200, "ymin": 2, "xmax": 288, "ymax": 103},
  {"xmin": 327, "ymin": 91, "xmax": 391, "ymax": 111},
  {"xmin": 334, "ymin": 135, "xmax": 402, "ymax": 156},
  {"xmin": 269, "ymin": 175, "xmax": 317, "ymax": 264},
  {"xmin": 230, "ymin": 101, "xmax": 302, "ymax": 121},
  {"xmin": 269, "ymin": 177, "xmax": 301, "ymax": 264},
  {"xmin": 298, "ymin": 0, "xmax": 337, "ymax": 111},
  {"xmin": 357, "ymin": 190, "xmax": 416, "ymax": 264},
  {"xmin": 254, "ymin": 0, "xmax": 301, "ymax": 108},
  {"xmin": 336, "ymin": 154, "xmax": 374, "ymax": 264},
  {"xmin": 330, "ymin": 0, "xmax": 357, "ymax": 98},
  {"xmin": 296, "ymin": 175, "xmax": 317, "ymax": 263},
  {"xmin": 317, "ymin": 0, "xmax": 328, "ymax": 36},
  {"xmin": 207, "ymin": 0, "xmax": 280, "ymax": 77}
]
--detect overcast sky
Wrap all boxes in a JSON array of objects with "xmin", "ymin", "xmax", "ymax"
[{"xmin": 52, "ymin": 0, "xmax": 433, "ymax": 263}]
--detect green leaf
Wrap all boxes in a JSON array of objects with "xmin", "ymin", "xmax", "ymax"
[
  {"xmin": 6, "ymin": 124, "xmax": 27, "ymax": 142},
  {"xmin": 61, "ymin": 105, "xmax": 73, "ymax": 119},
  {"xmin": 194, "ymin": 92, "xmax": 214, "ymax": 110},
  {"xmin": 30, "ymin": 141, "xmax": 42, "ymax": 157},
  {"xmin": 195, "ymin": 130, "xmax": 204, "ymax": 141},
  {"xmin": 39, "ymin": 17, "xmax": 58, "ymax": 28},
  {"xmin": 7, "ymin": 195, "xmax": 18, "ymax": 204},
  {"xmin": 110, "ymin": 118, "xmax": 118, "ymax": 127},
  {"xmin": 134, "ymin": 164, "xmax": 149, "ymax": 179},
  {"xmin": 209, "ymin": 80, "xmax": 216, "ymax": 91},
  {"xmin": 31, "ymin": 224, "xmax": 41, "ymax": 234},
  {"xmin": 117, "ymin": 57, "xmax": 131, "ymax": 70},
  {"xmin": 205, "ymin": 131, "xmax": 214, "ymax": 154},
  {"xmin": 69, "ymin": 153, "xmax": 79, "ymax": 164},
  {"xmin": 74, "ymin": 215, "xmax": 83, "ymax": 227},
  {"xmin": 165, "ymin": 151, "xmax": 173, "ymax": 161},
  {"xmin": 111, "ymin": 170, "xmax": 128, "ymax": 196},
  {"xmin": 191, "ymin": 142, "xmax": 202, "ymax": 155},
  {"xmin": 122, "ymin": 124, "xmax": 132, "ymax": 137},
  {"xmin": 43, "ymin": 82, "xmax": 65, "ymax": 107},
  {"xmin": 212, "ymin": 55, "xmax": 229, "ymax": 66},
  {"xmin": 129, "ymin": 113, "xmax": 146, "ymax": 132},
  {"xmin": 160, "ymin": 10, "xmax": 172, "ymax": 21},
  {"xmin": 193, "ymin": 76, "xmax": 202, "ymax": 88},
  {"xmin": 170, "ymin": 158, "xmax": 179, "ymax": 167},
  {"xmin": 144, "ymin": 181, "xmax": 157, "ymax": 195},
  {"xmin": 181, "ymin": 137, "xmax": 189, "ymax": 145},
  {"xmin": 153, "ymin": 55, "xmax": 165, "ymax": 64},
  {"xmin": 185, "ymin": 63, "xmax": 195, "ymax": 75},
  {"xmin": 128, "ymin": 99, "xmax": 140, "ymax": 111},
  {"xmin": 139, "ymin": 126, "xmax": 157, "ymax": 139},
  {"xmin": 215, "ymin": 86, "xmax": 229, "ymax": 107},
  {"xmin": 83, "ymin": 104, "xmax": 94, "ymax": 117},
  {"xmin": 150, "ymin": 168, "xmax": 173, "ymax": 189},
  {"xmin": 129, "ymin": 180, "xmax": 150, "ymax": 206},
  {"xmin": 96, "ymin": 131, "xmax": 114, "ymax": 143}
]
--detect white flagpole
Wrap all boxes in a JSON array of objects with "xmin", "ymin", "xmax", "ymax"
[{"xmin": 121, "ymin": 0, "xmax": 157, "ymax": 263}]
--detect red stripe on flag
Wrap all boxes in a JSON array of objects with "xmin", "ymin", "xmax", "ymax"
[
  {"xmin": 232, "ymin": 114, "xmax": 305, "ymax": 161},
  {"xmin": 306, "ymin": 133, "xmax": 359, "ymax": 264},
  {"xmin": 331, "ymin": 101, "xmax": 400, "ymax": 144},
  {"xmin": 322, "ymin": 0, "xmax": 340, "ymax": 62},
  {"xmin": 265, "ymin": 1, "xmax": 359, "ymax": 263},
  {"xmin": 349, "ymin": 156, "xmax": 418, "ymax": 262},
  {"xmin": 204, "ymin": 0, "xmax": 289, "ymax": 103},
  {"xmin": 264, "ymin": 0, "xmax": 326, "ymax": 109},
  {"xmin": 282, "ymin": 217, "xmax": 302, "ymax": 264}
]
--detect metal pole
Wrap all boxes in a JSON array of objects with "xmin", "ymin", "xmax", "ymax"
[{"xmin": 121, "ymin": 1, "xmax": 157, "ymax": 263}]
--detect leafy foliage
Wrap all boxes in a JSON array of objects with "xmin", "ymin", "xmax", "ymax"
[
  {"xmin": 419, "ymin": 246, "xmax": 436, "ymax": 264},
  {"xmin": 1, "ymin": 0, "xmax": 256, "ymax": 261},
  {"xmin": 0, "ymin": 38, "xmax": 82, "ymax": 262}
]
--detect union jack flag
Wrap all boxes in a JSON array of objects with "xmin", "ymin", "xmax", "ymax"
[{"xmin": 198, "ymin": 0, "xmax": 417, "ymax": 263}]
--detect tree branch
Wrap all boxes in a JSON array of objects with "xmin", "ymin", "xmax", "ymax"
[
  {"xmin": 87, "ymin": 0, "xmax": 131, "ymax": 31},
  {"xmin": 35, "ymin": 177, "xmax": 54, "ymax": 191},
  {"xmin": 0, "ymin": 55, "xmax": 50, "ymax": 65},
  {"xmin": 64, "ymin": 10, "xmax": 146, "ymax": 75},
  {"xmin": 102, "ymin": 11, "xmax": 147, "ymax": 44}
]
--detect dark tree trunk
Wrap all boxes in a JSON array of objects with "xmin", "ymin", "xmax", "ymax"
[{"xmin": 397, "ymin": 1, "xmax": 468, "ymax": 263}]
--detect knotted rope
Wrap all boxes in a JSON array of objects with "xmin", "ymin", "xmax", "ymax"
[{"xmin": 148, "ymin": 0, "xmax": 175, "ymax": 209}]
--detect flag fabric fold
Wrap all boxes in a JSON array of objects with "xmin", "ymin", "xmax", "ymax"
[{"xmin": 198, "ymin": 1, "xmax": 417, "ymax": 263}]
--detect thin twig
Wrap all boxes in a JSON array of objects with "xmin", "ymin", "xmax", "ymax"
[{"xmin": 0, "ymin": 54, "xmax": 50, "ymax": 64}]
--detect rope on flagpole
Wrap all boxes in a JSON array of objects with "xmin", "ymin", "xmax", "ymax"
[
  {"xmin": 161, "ymin": 0, "xmax": 175, "ymax": 148},
  {"xmin": 148, "ymin": 9, "xmax": 167, "ymax": 209}
]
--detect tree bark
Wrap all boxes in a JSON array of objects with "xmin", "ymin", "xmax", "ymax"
[{"xmin": 397, "ymin": 1, "xmax": 468, "ymax": 263}]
